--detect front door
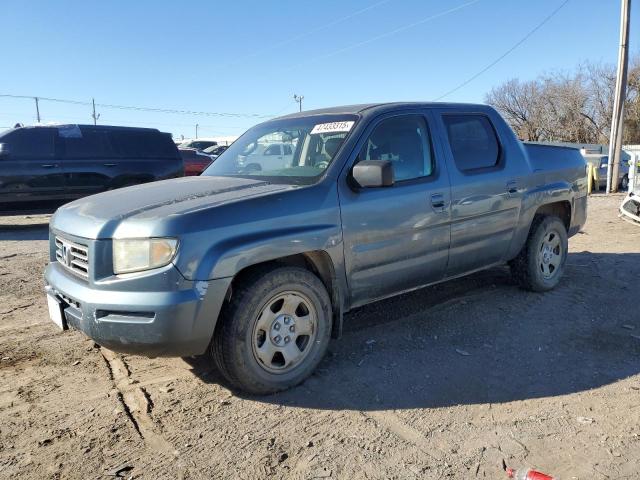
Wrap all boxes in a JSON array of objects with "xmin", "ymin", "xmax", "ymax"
[{"xmin": 339, "ymin": 113, "xmax": 451, "ymax": 307}]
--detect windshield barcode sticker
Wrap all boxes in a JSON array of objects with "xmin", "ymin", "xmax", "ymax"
[{"xmin": 310, "ymin": 121, "xmax": 354, "ymax": 135}]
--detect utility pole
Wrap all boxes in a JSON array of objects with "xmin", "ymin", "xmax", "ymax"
[
  {"xmin": 606, "ymin": 0, "xmax": 631, "ymax": 194},
  {"xmin": 34, "ymin": 97, "xmax": 41, "ymax": 123},
  {"xmin": 195, "ymin": 124, "xmax": 199, "ymax": 139},
  {"xmin": 293, "ymin": 94, "xmax": 304, "ymax": 112},
  {"xmin": 91, "ymin": 98, "xmax": 100, "ymax": 125}
]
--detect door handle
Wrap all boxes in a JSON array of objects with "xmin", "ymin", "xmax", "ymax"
[
  {"xmin": 506, "ymin": 181, "xmax": 518, "ymax": 195},
  {"xmin": 431, "ymin": 193, "xmax": 446, "ymax": 212},
  {"xmin": 41, "ymin": 164, "xmax": 59, "ymax": 168},
  {"xmin": 103, "ymin": 163, "xmax": 117, "ymax": 167}
]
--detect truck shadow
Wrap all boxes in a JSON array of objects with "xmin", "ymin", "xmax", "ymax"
[
  {"xmin": 0, "ymin": 223, "xmax": 49, "ymax": 241},
  {"xmin": 0, "ymin": 214, "xmax": 50, "ymax": 241},
  {"xmin": 186, "ymin": 251, "xmax": 640, "ymax": 410}
]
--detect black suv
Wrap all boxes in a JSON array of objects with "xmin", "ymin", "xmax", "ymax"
[{"xmin": 0, "ymin": 124, "xmax": 183, "ymax": 213}]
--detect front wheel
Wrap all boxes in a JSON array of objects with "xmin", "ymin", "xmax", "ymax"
[
  {"xmin": 211, "ymin": 266, "xmax": 332, "ymax": 394},
  {"xmin": 509, "ymin": 216, "xmax": 568, "ymax": 292}
]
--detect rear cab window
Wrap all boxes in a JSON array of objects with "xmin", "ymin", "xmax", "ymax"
[{"xmin": 442, "ymin": 114, "xmax": 500, "ymax": 172}]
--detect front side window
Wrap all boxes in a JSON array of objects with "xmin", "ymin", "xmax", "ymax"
[
  {"xmin": 203, "ymin": 114, "xmax": 358, "ymax": 184},
  {"xmin": 358, "ymin": 115, "xmax": 433, "ymax": 182},
  {"xmin": 443, "ymin": 114, "xmax": 500, "ymax": 171}
]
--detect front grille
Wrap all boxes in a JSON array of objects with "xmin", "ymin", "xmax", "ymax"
[
  {"xmin": 59, "ymin": 293, "xmax": 81, "ymax": 309},
  {"xmin": 55, "ymin": 236, "xmax": 90, "ymax": 279}
]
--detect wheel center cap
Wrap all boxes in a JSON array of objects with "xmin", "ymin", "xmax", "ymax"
[{"xmin": 270, "ymin": 315, "xmax": 295, "ymax": 346}]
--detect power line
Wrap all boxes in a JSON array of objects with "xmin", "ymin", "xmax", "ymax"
[
  {"xmin": 286, "ymin": 0, "xmax": 482, "ymax": 71},
  {"xmin": 271, "ymin": 100, "xmax": 299, "ymax": 116},
  {"xmin": 433, "ymin": 0, "xmax": 570, "ymax": 101},
  {"xmin": 0, "ymin": 94, "xmax": 276, "ymax": 119},
  {"xmin": 0, "ymin": 110, "xmax": 248, "ymax": 130},
  {"xmin": 229, "ymin": 0, "xmax": 392, "ymax": 65}
]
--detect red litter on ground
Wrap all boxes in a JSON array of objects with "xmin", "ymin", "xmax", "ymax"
[{"xmin": 506, "ymin": 467, "xmax": 555, "ymax": 480}]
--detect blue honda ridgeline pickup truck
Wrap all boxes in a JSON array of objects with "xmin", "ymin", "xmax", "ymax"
[{"xmin": 45, "ymin": 103, "xmax": 587, "ymax": 394}]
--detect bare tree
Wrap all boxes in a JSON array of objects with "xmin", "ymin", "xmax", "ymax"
[
  {"xmin": 623, "ymin": 57, "xmax": 640, "ymax": 143},
  {"xmin": 485, "ymin": 79, "xmax": 543, "ymax": 141},
  {"xmin": 485, "ymin": 57, "xmax": 640, "ymax": 144}
]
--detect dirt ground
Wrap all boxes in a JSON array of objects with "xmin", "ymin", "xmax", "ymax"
[{"xmin": 0, "ymin": 194, "xmax": 639, "ymax": 479}]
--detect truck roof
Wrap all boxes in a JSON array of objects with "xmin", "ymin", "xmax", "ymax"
[
  {"xmin": 275, "ymin": 102, "xmax": 493, "ymax": 120},
  {"xmin": 14, "ymin": 124, "xmax": 164, "ymax": 133}
]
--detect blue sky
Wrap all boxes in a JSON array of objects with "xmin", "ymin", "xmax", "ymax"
[{"xmin": 0, "ymin": 0, "xmax": 637, "ymax": 138}]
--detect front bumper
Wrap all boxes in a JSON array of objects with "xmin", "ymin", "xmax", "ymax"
[{"xmin": 44, "ymin": 261, "xmax": 231, "ymax": 357}]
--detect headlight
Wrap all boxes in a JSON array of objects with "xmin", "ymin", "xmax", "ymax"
[{"xmin": 113, "ymin": 238, "xmax": 178, "ymax": 274}]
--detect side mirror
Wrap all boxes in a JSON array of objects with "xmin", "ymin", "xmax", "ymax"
[
  {"xmin": 0, "ymin": 143, "xmax": 9, "ymax": 158},
  {"xmin": 352, "ymin": 160, "xmax": 394, "ymax": 188}
]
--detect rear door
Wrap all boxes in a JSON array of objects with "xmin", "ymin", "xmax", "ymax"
[
  {"xmin": 434, "ymin": 111, "xmax": 522, "ymax": 277},
  {"xmin": 0, "ymin": 127, "xmax": 64, "ymax": 207},
  {"xmin": 339, "ymin": 112, "xmax": 452, "ymax": 307},
  {"xmin": 59, "ymin": 125, "xmax": 117, "ymax": 198}
]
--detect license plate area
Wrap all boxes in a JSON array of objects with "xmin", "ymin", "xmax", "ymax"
[{"xmin": 47, "ymin": 294, "xmax": 67, "ymax": 330}]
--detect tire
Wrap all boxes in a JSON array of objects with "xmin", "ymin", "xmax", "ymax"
[
  {"xmin": 211, "ymin": 266, "xmax": 332, "ymax": 394},
  {"xmin": 509, "ymin": 215, "xmax": 568, "ymax": 292},
  {"xmin": 621, "ymin": 175, "xmax": 629, "ymax": 191}
]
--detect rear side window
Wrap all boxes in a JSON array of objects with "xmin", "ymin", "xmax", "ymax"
[
  {"xmin": 109, "ymin": 131, "xmax": 177, "ymax": 159},
  {"xmin": 61, "ymin": 127, "xmax": 114, "ymax": 159},
  {"xmin": 443, "ymin": 115, "xmax": 500, "ymax": 171},
  {"xmin": 358, "ymin": 115, "xmax": 433, "ymax": 182},
  {"xmin": 4, "ymin": 128, "xmax": 55, "ymax": 159}
]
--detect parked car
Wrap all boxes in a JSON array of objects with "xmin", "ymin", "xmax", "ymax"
[
  {"xmin": 585, "ymin": 154, "xmax": 630, "ymax": 191},
  {"xmin": 45, "ymin": 102, "xmax": 587, "ymax": 394},
  {"xmin": 179, "ymin": 147, "xmax": 213, "ymax": 175},
  {"xmin": 0, "ymin": 124, "xmax": 183, "ymax": 213},
  {"xmin": 237, "ymin": 142, "xmax": 295, "ymax": 172},
  {"xmin": 202, "ymin": 144, "xmax": 228, "ymax": 158},
  {"xmin": 180, "ymin": 139, "xmax": 218, "ymax": 151}
]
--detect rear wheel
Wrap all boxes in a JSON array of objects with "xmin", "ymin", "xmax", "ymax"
[
  {"xmin": 212, "ymin": 266, "xmax": 332, "ymax": 394},
  {"xmin": 509, "ymin": 216, "xmax": 568, "ymax": 292},
  {"xmin": 621, "ymin": 175, "xmax": 629, "ymax": 191}
]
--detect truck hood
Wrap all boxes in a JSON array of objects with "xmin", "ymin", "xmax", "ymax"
[{"xmin": 51, "ymin": 176, "xmax": 294, "ymax": 239}]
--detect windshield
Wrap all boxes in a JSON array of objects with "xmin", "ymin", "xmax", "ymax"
[{"xmin": 202, "ymin": 114, "xmax": 358, "ymax": 184}]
